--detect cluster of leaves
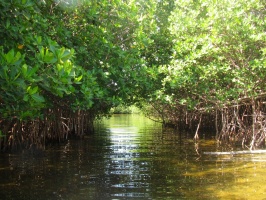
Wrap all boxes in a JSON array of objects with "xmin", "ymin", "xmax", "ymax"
[
  {"xmin": 148, "ymin": 0, "xmax": 266, "ymax": 121},
  {"xmin": 4, "ymin": 0, "xmax": 265, "ymax": 146},
  {"xmin": 0, "ymin": 0, "xmax": 175, "ymax": 124}
]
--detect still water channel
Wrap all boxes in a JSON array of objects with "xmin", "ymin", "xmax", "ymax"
[{"xmin": 1, "ymin": 114, "xmax": 266, "ymax": 200}]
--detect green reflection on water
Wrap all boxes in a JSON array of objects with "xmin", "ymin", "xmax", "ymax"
[{"xmin": 0, "ymin": 114, "xmax": 266, "ymax": 199}]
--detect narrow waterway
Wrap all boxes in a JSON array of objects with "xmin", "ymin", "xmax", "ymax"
[{"xmin": 1, "ymin": 114, "xmax": 266, "ymax": 199}]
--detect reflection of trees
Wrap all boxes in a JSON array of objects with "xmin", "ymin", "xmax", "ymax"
[{"xmin": 2, "ymin": 115, "xmax": 266, "ymax": 199}]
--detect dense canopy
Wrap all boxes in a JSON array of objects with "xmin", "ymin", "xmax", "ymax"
[{"xmin": 0, "ymin": 0, "xmax": 266, "ymax": 151}]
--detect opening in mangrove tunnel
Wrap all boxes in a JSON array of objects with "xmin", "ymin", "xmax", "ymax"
[{"xmin": 1, "ymin": 114, "xmax": 266, "ymax": 199}]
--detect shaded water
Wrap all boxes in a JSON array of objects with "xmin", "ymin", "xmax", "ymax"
[{"xmin": 1, "ymin": 114, "xmax": 266, "ymax": 199}]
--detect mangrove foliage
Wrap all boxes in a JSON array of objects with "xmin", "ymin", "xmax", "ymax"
[{"xmin": 0, "ymin": 0, "xmax": 266, "ymax": 151}]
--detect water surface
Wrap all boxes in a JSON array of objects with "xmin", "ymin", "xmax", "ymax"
[{"xmin": 0, "ymin": 114, "xmax": 266, "ymax": 199}]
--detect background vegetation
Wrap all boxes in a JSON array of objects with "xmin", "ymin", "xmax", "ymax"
[{"xmin": 0, "ymin": 0, "xmax": 265, "ymax": 151}]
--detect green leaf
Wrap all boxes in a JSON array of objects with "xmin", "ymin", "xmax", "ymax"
[
  {"xmin": 49, "ymin": 45, "xmax": 56, "ymax": 55},
  {"xmin": 23, "ymin": 94, "xmax": 29, "ymax": 101},
  {"xmin": 5, "ymin": 49, "xmax": 15, "ymax": 64},
  {"xmin": 27, "ymin": 66, "xmax": 39, "ymax": 77},
  {"xmin": 0, "ymin": 66, "xmax": 8, "ymax": 80},
  {"xmin": 13, "ymin": 52, "xmax": 22, "ymax": 65},
  {"xmin": 22, "ymin": 64, "xmax": 28, "ymax": 77},
  {"xmin": 75, "ymin": 75, "xmax": 83, "ymax": 82},
  {"xmin": 56, "ymin": 64, "xmax": 64, "ymax": 72},
  {"xmin": 39, "ymin": 47, "xmax": 45, "ymax": 58},
  {"xmin": 44, "ymin": 50, "xmax": 57, "ymax": 63},
  {"xmin": 37, "ymin": 36, "xmax": 42, "ymax": 44},
  {"xmin": 6, "ymin": 20, "xmax": 10, "ymax": 29},
  {"xmin": 31, "ymin": 93, "xmax": 45, "ymax": 103},
  {"xmin": 61, "ymin": 49, "xmax": 72, "ymax": 61},
  {"xmin": 30, "ymin": 86, "xmax": 38, "ymax": 95}
]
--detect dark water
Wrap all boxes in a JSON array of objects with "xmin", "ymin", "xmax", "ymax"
[{"xmin": 1, "ymin": 114, "xmax": 266, "ymax": 200}]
